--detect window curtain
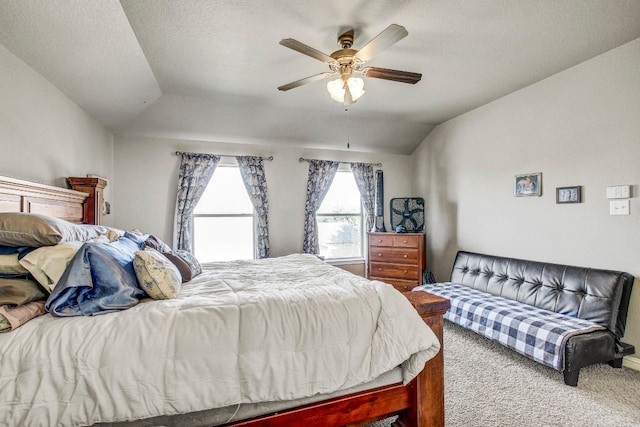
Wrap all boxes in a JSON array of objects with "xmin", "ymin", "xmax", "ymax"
[
  {"xmin": 349, "ymin": 162, "xmax": 376, "ymax": 233},
  {"xmin": 302, "ymin": 160, "xmax": 340, "ymax": 254},
  {"xmin": 236, "ymin": 156, "xmax": 270, "ymax": 259},
  {"xmin": 174, "ymin": 152, "xmax": 220, "ymax": 252}
]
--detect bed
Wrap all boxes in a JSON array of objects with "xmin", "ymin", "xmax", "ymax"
[{"xmin": 0, "ymin": 174, "xmax": 449, "ymax": 427}]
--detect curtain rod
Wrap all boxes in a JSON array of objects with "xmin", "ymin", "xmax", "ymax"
[
  {"xmin": 175, "ymin": 151, "xmax": 273, "ymax": 161},
  {"xmin": 299, "ymin": 157, "xmax": 382, "ymax": 167}
]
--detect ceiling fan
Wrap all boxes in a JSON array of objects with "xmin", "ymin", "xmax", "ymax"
[{"xmin": 278, "ymin": 24, "xmax": 422, "ymax": 105}]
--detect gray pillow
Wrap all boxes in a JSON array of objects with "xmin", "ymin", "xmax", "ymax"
[{"xmin": 0, "ymin": 212, "xmax": 115, "ymax": 247}]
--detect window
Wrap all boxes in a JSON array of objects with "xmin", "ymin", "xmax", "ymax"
[
  {"xmin": 193, "ymin": 165, "xmax": 254, "ymax": 262},
  {"xmin": 316, "ymin": 169, "xmax": 363, "ymax": 260}
]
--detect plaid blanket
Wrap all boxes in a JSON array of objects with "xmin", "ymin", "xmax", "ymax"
[{"xmin": 415, "ymin": 282, "xmax": 605, "ymax": 370}]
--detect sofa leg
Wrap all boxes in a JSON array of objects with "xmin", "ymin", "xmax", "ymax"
[
  {"xmin": 563, "ymin": 369, "xmax": 579, "ymax": 386},
  {"xmin": 609, "ymin": 358, "xmax": 624, "ymax": 368}
]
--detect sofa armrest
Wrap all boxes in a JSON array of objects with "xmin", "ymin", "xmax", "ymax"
[{"xmin": 564, "ymin": 330, "xmax": 616, "ymax": 373}]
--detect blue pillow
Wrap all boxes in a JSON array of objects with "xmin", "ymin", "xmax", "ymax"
[
  {"xmin": 0, "ymin": 272, "xmax": 30, "ymax": 279},
  {"xmin": 46, "ymin": 232, "xmax": 146, "ymax": 316},
  {"xmin": 0, "ymin": 246, "xmax": 36, "ymax": 258}
]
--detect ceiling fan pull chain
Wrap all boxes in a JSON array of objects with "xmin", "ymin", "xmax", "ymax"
[{"xmin": 346, "ymin": 106, "xmax": 350, "ymax": 149}]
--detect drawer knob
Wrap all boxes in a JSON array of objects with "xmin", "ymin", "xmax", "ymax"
[
  {"xmin": 403, "ymin": 270, "xmax": 408, "ymax": 273},
  {"xmin": 403, "ymin": 254, "xmax": 407, "ymax": 258},
  {"xmin": 402, "ymin": 240, "xmax": 408, "ymax": 243},
  {"xmin": 378, "ymin": 253, "xmax": 382, "ymax": 257},
  {"xmin": 378, "ymin": 268, "xmax": 383, "ymax": 271},
  {"xmin": 377, "ymin": 239, "xmax": 383, "ymax": 243}
]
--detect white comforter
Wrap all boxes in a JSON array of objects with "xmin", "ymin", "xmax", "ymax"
[{"xmin": 0, "ymin": 254, "xmax": 440, "ymax": 427}]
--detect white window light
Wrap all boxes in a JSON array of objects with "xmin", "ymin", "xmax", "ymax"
[
  {"xmin": 316, "ymin": 169, "xmax": 363, "ymax": 260},
  {"xmin": 193, "ymin": 165, "xmax": 255, "ymax": 262}
]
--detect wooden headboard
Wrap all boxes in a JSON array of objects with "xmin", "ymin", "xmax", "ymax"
[{"xmin": 0, "ymin": 175, "xmax": 92, "ymax": 224}]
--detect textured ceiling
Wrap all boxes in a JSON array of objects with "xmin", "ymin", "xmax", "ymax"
[{"xmin": 1, "ymin": 0, "xmax": 640, "ymax": 154}]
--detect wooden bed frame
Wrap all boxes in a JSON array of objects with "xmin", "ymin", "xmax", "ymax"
[
  {"xmin": 0, "ymin": 175, "xmax": 89, "ymax": 223},
  {"xmin": 0, "ymin": 174, "xmax": 449, "ymax": 427}
]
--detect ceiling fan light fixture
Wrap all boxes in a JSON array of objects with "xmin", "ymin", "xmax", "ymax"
[
  {"xmin": 326, "ymin": 76, "xmax": 365, "ymax": 103},
  {"xmin": 347, "ymin": 77, "xmax": 365, "ymax": 100},
  {"xmin": 326, "ymin": 78, "xmax": 345, "ymax": 102}
]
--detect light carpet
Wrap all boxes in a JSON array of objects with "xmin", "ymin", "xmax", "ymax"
[{"xmin": 369, "ymin": 321, "xmax": 640, "ymax": 427}]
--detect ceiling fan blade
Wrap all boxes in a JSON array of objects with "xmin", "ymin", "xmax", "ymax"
[
  {"xmin": 354, "ymin": 24, "xmax": 408, "ymax": 63},
  {"xmin": 363, "ymin": 67, "xmax": 422, "ymax": 84},
  {"xmin": 278, "ymin": 72, "xmax": 333, "ymax": 91},
  {"xmin": 279, "ymin": 39, "xmax": 338, "ymax": 65}
]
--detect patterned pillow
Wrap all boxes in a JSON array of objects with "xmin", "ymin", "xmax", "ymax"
[
  {"xmin": 177, "ymin": 250, "xmax": 202, "ymax": 276},
  {"xmin": 133, "ymin": 249, "xmax": 181, "ymax": 299},
  {"xmin": 144, "ymin": 235, "xmax": 173, "ymax": 253},
  {"xmin": 163, "ymin": 250, "xmax": 202, "ymax": 282}
]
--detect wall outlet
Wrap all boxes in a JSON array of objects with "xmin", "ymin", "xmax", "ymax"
[
  {"xmin": 609, "ymin": 199, "xmax": 630, "ymax": 215},
  {"xmin": 606, "ymin": 185, "xmax": 630, "ymax": 199}
]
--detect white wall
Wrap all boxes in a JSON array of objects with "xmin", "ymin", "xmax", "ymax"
[
  {"xmin": 0, "ymin": 45, "xmax": 114, "ymax": 209},
  {"xmin": 412, "ymin": 38, "xmax": 640, "ymax": 364},
  {"xmin": 113, "ymin": 136, "xmax": 413, "ymax": 258},
  {"xmin": 5, "ymin": 20, "xmax": 637, "ymax": 364}
]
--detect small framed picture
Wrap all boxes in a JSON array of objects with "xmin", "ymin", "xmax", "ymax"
[
  {"xmin": 514, "ymin": 173, "xmax": 542, "ymax": 197},
  {"xmin": 556, "ymin": 186, "xmax": 581, "ymax": 204}
]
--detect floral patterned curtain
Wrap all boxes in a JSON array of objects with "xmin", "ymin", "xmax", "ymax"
[
  {"xmin": 302, "ymin": 159, "xmax": 340, "ymax": 254},
  {"xmin": 236, "ymin": 156, "xmax": 270, "ymax": 259},
  {"xmin": 350, "ymin": 162, "xmax": 375, "ymax": 233},
  {"xmin": 174, "ymin": 152, "xmax": 220, "ymax": 252}
]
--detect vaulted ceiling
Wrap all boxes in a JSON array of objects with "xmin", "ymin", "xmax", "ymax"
[{"xmin": 2, "ymin": 0, "xmax": 640, "ymax": 154}]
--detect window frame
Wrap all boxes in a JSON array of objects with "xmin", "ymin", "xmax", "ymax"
[
  {"xmin": 315, "ymin": 167, "xmax": 365, "ymax": 262},
  {"xmin": 192, "ymin": 163, "xmax": 256, "ymax": 261}
]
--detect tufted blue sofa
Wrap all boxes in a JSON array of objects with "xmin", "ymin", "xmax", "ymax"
[{"xmin": 419, "ymin": 251, "xmax": 635, "ymax": 386}]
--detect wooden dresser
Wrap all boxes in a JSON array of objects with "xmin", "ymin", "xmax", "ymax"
[{"xmin": 367, "ymin": 232, "xmax": 426, "ymax": 292}]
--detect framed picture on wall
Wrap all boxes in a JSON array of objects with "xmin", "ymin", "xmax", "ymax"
[
  {"xmin": 556, "ymin": 186, "xmax": 581, "ymax": 204},
  {"xmin": 514, "ymin": 172, "xmax": 542, "ymax": 197}
]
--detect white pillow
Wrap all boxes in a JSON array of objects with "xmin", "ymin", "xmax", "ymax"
[
  {"xmin": 133, "ymin": 249, "xmax": 181, "ymax": 300},
  {"xmin": 18, "ymin": 235, "xmax": 121, "ymax": 292},
  {"xmin": 18, "ymin": 241, "xmax": 85, "ymax": 292}
]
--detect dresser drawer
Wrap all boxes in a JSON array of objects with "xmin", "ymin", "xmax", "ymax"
[
  {"xmin": 392, "ymin": 235, "xmax": 421, "ymax": 248},
  {"xmin": 369, "ymin": 247, "xmax": 418, "ymax": 264},
  {"xmin": 369, "ymin": 262, "xmax": 420, "ymax": 281},
  {"xmin": 369, "ymin": 234, "xmax": 394, "ymax": 247},
  {"xmin": 371, "ymin": 278, "xmax": 418, "ymax": 293}
]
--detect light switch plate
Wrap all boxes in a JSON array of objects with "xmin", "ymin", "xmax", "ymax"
[
  {"xmin": 610, "ymin": 199, "xmax": 630, "ymax": 215},
  {"xmin": 606, "ymin": 185, "xmax": 630, "ymax": 199}
]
